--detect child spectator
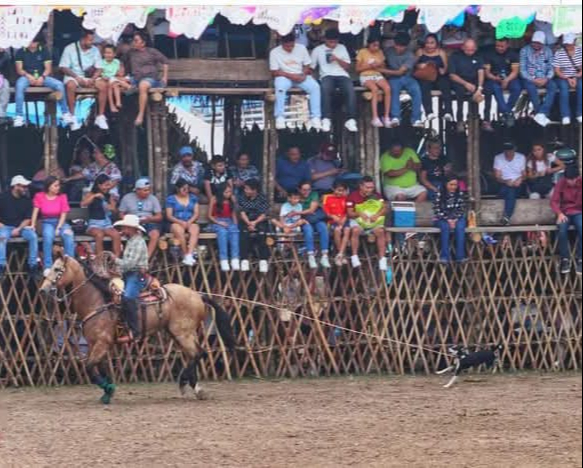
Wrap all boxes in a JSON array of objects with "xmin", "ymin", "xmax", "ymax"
[
  {"xmin": 208, "ymin": 185, "xmax": 240, "ymax": 272},
  {"xmin": 204, "ymin": 155, "xmax": 233, "ymax": 201},
  {"xmin": 526, "ymin": 142, "xmax": 565, "ymax": 199},
  {"xmin": 433, "ymin": 176, "xmax": 468, "ymax": 264},
  {"xmin": 323, "ymin": 181, "xmax": 351, "ymax": 267},
  {"xmin": 100, "ymin": 44, "xmax": 131, "ymax": 113},
  {"xmin": 274, "ymin": 190, "xmax": 307, "ymax": 234},
  {"xmin": 420, "ymin": 139, "xmax": 452, "ymax": 200},
  {"xmin": 165, "ymin": 179, "xmax": 200, "ymax": 267}
]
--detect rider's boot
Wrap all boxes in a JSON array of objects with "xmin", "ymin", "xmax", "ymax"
[{"xmin": 119, "ymin": 297, "xmax": 141, "ymax": 343}]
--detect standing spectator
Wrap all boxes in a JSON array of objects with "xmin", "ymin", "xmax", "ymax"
[
  {"xmin": 14, "ymin": 35, "xmax": 74, "ymax": 128},
  {"xmin": 308, "ymin": 143, "xmax": 344, "ymax": 195},
  {"xmin": 204, "ymin": 155, "xmax": 233, "ymax": 202},
  {"xmin": 0, "ymin": 48, "xmax": 10, "ymax": 125},
  {"xmin": 494, "ymin": 142, "xmax": 527, "ymax": 225},
  {"xmin": 208, "ymin": 184, "xmax": 240, "ymax": 272},
  {"xmin": 275, "ymin": 146, "xmax": 311, "ymax": 200},
  {"xmin": 298, "ymin": 181, "xmax": 331, "ymax": 269},
  {"xmin": 322, "ymin": 181, "xmax": 351, "ymax": 267},
  {"xmin": 551, "ymin": 165, "xmax": 582, "ymax": 275},
  {"xmin": 433, "ymin": 176, "xmax": 468, "ymax": 264},
  {"xmin": 237, "ymin": 179, "xmax": 271, "ymax": 274},
  {"xmin": 347, "ymin": 176, "xmax": 388, "ymax": 271},
  {"xmin": 310, "ymin": 28, "xmax": 358, "ymax": 133},
  {"xmin": 415, "ymin": 34, "xmax": 454, "ymax": 122},
  {"xmin": 231, "ymin": 152, "xmax": 261, "ymax": 195},
  {"xmin": 420, "ymin": 139, "xmax": 452, "ymax": 200},
  {"xmin": 270, "ymin": 33, "xmax": 322, "ymax": 131},
  {"xmin": 520, "ymin": 31, "xmax": 558, "ymax": 128},
  {"xmin": 483, "ymin": 38, "xmax": 522, "ymax": 131},
  {"xmin": 30, "ymin": 177, "xmax": 75, "ymax": 276},
  {"xmin": 526, "ymin": 142, "xmax": 565, "ymax": 199},
  {"xmin": 449, "ymin": 39, "xmax": 485, "ymax": 132},
  {"xmin": 170, "ymin": 146, "xmax": 205, "ymax": 195},
  {"xmin": 119, "ymin": 178, "xmax": 163, "ymax": 259},
  {"xmin": 81, "ymin": 174, "xmax": 122, "ymax": 257},
  {"xmin": 0, "ymin": 176, "xmax": 40, "ymax": 280},
  {"xmin": 380, "ymin": 140, "xmax": 427, "ymax": 202},
  {"xmin": 356, "ymin": 37, "xmax": 391, "ymax": 128},
  {"xmin": 383, "ymin": 32, "xmax": 423, "ymax": 128},
  {"xmin": 553, "ymin": 34, "xmax": 582, "ymax": 125},
  {"xmin": 59, "ymin": 30, "xmax": 107, "ymax": 130},
  {"xmin": 125, "ymin": 31, "xmax": 169, "ymax": 127},
  {"xmin": 165, "ymin": 179, "xmax": 200, "ymax": 267}
]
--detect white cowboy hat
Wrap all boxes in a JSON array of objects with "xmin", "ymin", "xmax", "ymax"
[{"xmin": 113, "ymin": 214, "xmax": 146, "ymax": 233}]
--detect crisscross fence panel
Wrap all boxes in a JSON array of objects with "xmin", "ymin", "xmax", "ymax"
[{"xmin": 1, "ymin": 228, "xmax": 581, "ymax": 388}]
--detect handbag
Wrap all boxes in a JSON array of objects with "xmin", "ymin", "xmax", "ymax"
[
  {"xmin": 413, "ymin": 61, "xmax": 439, "ymax": 82},
  {"xmin": 305, "ymin": 207, "xmax": 327, "ymax": 225},
  {"xmin": 75, "ymin": 42, "xmax": 96, "ymax": 79}
]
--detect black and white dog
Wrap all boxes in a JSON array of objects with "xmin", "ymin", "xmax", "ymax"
[{"xmin": 436, "ymin": 345, "xmax": 503, "ymax": 388}]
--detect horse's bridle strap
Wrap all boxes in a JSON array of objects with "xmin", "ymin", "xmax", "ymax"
[{"xmin": 82, "ymin": 303, "xmax": 115, "ymax": 328}]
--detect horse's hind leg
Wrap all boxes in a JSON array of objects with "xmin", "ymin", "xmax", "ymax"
[
  {"xmin": 86, "ymin": 341, "xmax": 115, "ymax": 404},
  {"xmin": 173, "ymin": 334, "xmax": 205, "ymax": 399}
]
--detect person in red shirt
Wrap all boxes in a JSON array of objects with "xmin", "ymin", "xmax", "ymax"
[
  {"xmin": 551, "ymin": 165, "xmax": 582, "ymax": 275},
  {"xmin": 323, "ymin": 181, "xmax": 350, "ymax": 266},
  {"xmin": 346, "ymin": 176, "xmax": 388, "ymax": 271}
]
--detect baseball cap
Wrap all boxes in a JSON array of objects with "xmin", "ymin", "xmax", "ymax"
[
  {"xmin": 320, "ymin": 143, "xmax": 337, "ymax": 158},
  {"xmin": 502, "ymin": 142, "xmax": 516, "ymax": 151},
  {"xmin": 134, "ymin": 178, "xmax": 151, "ymax": 190},
  {"xmin": 179, "ymin": 146, "xmax": 194, "ymax": 157},
  {"xmin": 532, "ymin": 31, "xmax": 546, "ymax": 44},
  {"xmin": 563, "ymin": 33, "xmax": 577, "ymax": 45},
  {"xmin": 11, "ymin": 175, "xmax": 31, "ymax": 187}
]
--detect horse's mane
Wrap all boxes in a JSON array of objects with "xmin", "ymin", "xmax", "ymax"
[{"xmin": 71, "ymin": 258, "xmax": 114, "ymax": 303}]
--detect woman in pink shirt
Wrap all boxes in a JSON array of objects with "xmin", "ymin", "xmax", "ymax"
[{"xmin": 30, "ymin": 176, "xmax": 75, "ymax": 274}]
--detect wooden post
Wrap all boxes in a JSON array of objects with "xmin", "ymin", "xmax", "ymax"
[
  {"xmin": 358, "ymin": 100, "xmax": 379, "ymax": 180},
  {"xmin": 159, "ymin": 103, "xmax": 170, "ymax": 201},
  {"xmin": 44, "ymin": 100, "xmax": 58, "ymax": 175},
  {"xmin": 262, "ymin": 98, "xmax": 278, "ymax": 202},
  {"xmin": 46, "ymin": 10, "xmax": 55, "ymax": 53},
  {"xmin": 210, "ymin": 97, "xmax": 217, "ymax": 156},
  {"xmin": 467, "ymin": 103, "xmax": 482, "ymax": 215}
]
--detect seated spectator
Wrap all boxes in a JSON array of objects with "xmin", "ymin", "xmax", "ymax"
[
  {"xmin": 81, "ymin": 174, "xmax": 121, "ymax": 257},
  {"xmin": 520, "ymin": 31, "xmax": 558, "ymax": 128},
  {"xmin": 204, "ymin": 155, "xmax": 233, "ymax": 202},
  {"xmin": 59, "ymin": 30, "xmax": 107, "ymax": 131},
  {"xmin": 415, "ymin": 33, "xmax": 453, "ymax": 122},
  {"xmin": 208, "ymin": 184, "xmax": 240, "ymax": 272},
  {"xmin": 165, "ymin": 179, "xmax": 200, "ymax": 267},
  {"xmin": 170, "ymin": 146, "xmax": 205, "ymax": 196},
  {"xmin": 231, "ymin": 152, "xmax": 261, "ymax": 195},
  {"xmin": 99, "ymin": 44, "xmax": 131, "ymax": 113},
  {"xmin": 449, "ymin": 39, "xmax": 485, "ymax": 132},
  {"xmin": 433, "ymin": 176, "xmax": 468, "ymax": 264},
  {"xmin": 0, "ymin": 176, "xmax": 40, "ymax": 281},
  {"xmin": 270, "ymin": 33, "xmax": 321, "ymax": 131},
  {"xmin": 237, "ymin": 179, "xmax": 270, "ymax": 274},
  {"xmin": 30, "ymin": 176, "xmax": 75, "ymax": 276},
  {"xmin": 383, "ymin": 32, "xmax": 423, "ymax": 128},
  {"xmin": 526, "ymin": 142, "xmax": 565, "ymax": 199},
  {"xmin": 380, "ymin": 140, "xmax": 427, "ymax": 202},
  {"xmin": 494, "ymin": 142, "xmax": 527, "ymax": 225},
  {"xmin": 310, "ymin": 28, "xmax": 358, "ymax": 133},
  {"xmin": 308, "ymin": 143, "xmax": 344, "ymax": 195},
  {"xmin": 322, "ymin": 180, "xmax": 351, "ymax": 267},
  {"xmin": 14, "ymin": 35, "xmax": 73, "ymax": 128},
  {"xmin": 273, "ymin": 189, "xmax": 308, "ymax": 234},
  {"xmin": 347, "ymin": 176, "xmax": 388, "ymax": 271},
  {"xmin": 298, "ymin": 181, "xmax": 331, "ymax": 269},
  {"xmin": 356, "ymin": 37, "xmax": 391, "ymax": 128},
  {"xmin": 119, "ymin": 178, "xmax": 163, "ymax": 259},
  {"xmin": 483, "ymin": 38, "xmax": 522, "ymax": 131},
  {"xmin": 125, "ymin": 31, "xmax": 169, "ymax": 127},
  {"xmin": 553, "ymin": 34, "xmax": 582, "ymax": 125},
  {"xmin": 551, "ymin": 165, "xmax": 582, "ymax": 275},
  {"xmin": 420, "ymin": 139, "xmax": 452, "ymax": 200},
  {"xmin": 275, "ymin": 146, "xmax": 311, "ymax": 200},
  {"xmin": 0, "ymin": 49, "xmax": 9, "ymax": 125}
]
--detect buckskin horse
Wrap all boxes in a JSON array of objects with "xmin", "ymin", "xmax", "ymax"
[{"xmin": 39, "ymin": 253, "xmax": 236, "ymax": 404}]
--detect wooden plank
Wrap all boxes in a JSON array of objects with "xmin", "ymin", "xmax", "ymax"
[
  {"xmin": 479, "ymin": 199, "xmax": 556, "ymax": 226},
  {"xmin": 167, "ymin": 58, "xmax": 271, "ymax": 83}
]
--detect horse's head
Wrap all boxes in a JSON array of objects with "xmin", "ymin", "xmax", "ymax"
[{"xmin": 39, "ymin": 251, "xmax": 78, "ymax": 297}]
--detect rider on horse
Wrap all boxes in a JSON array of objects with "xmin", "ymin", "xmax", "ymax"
[{"xmin": 113, "ymin": 214, "xmax": 149, "ymax": 341}]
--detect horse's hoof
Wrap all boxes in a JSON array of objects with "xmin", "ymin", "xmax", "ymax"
[
  {"xmin": 179, "ymin": 385, "xmax": 188, "ymax": 397},
  {"xmin": 195, "ymin": 389, "xmax": 208, "ymax": 400},
  {"xmin": 100, "ymin": 393, "xmax": 112, "ymax": 405}
]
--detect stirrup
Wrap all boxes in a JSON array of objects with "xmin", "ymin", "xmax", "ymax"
[{"xmin": 117, "ymin": 330, "xmax": 140, "ymax": 344}]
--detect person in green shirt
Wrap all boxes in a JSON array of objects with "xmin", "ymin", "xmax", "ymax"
[{"xmin": 380, "ymin": 140, "xmax": 428, "ymax": 201}]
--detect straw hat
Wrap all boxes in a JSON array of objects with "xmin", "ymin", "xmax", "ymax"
[{"xmin": 113, "ymin": 214, "xmax": 146, "ymax": 232}]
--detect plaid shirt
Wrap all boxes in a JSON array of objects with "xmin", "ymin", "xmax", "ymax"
[
  {"xmin": 520, "ymin": 45, "xmax": 554, "ymax": 81},
  {"xmin": 116, "ymin": 234, "xmax": 148, "ymax": 273},
  {"xmin": 236, "ymin": 192, "xmax": 270, "ymax": 221},
  {"xmin": 170, "ymin": 162, "xmax": 205, "ymax": 189},
  {"xmin": 433, "ymin": 191, "xmax": 467, "ymax": 221}
]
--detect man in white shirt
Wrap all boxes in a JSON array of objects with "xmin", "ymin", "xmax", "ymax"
[
  {"xmin": 59, "ymin": 30, "xmax": 108, "ymax": 131},
  {"xmin": 311, "ymin": 29, "xmax": 357, "ymax": 133},
  {"xmin": 270, "ymin": 33, "xmax": 322, "ymax": 131},
  {"xmin": 494, "ymin": 142, "xmax": 527, "ymax": 225}
]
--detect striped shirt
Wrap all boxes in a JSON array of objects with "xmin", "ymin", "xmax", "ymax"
[
  {"xmin": 553, "ymin": 47, "xmax": 582, "ymax": 78},
  {"xmin": 520, "ymin": 45, "xmax": 554, "ymax": 81}
]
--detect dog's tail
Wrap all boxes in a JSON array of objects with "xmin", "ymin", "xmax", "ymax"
[{"xmin": 202, "ymin": 295, "xmax": 236, "ymax": 351}]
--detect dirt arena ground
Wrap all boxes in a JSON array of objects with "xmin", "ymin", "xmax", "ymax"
[{"xmin": 0, "ymin": 373, "xmax": 581, "ymax": 468}]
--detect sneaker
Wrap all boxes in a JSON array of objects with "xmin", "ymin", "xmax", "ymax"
[
  {"xmin": 560, "ymin": 258, "xmax": 571, "ymax": 274},
  {"xmin": 379, "ymin": 257, "xmax": 388, "ymax": 271},
  {"xmin": 334, "ymin": 254, "xmax": 344, "ymax": 267},
  {"xmin": 577, "ymin": 259, "xmax": 582, "ymax": 276},
  {"xmin": 438, "ymin": 258, "xmax": 450, "ymax": 265},
  {"xmin": 275, "ymin": 117, "xmax": 286, "ymax": 130},
  {"xmin": 241, "ymin": 260, "xmax": 250, "ymax": 272},
  {"xmin": 412, "ymin": 120, "xmax": 424, "ymax": 128},
  {"xmin": 371, "ymin": 117, "xmax": 384, "ymax": 128},
  {"xmin": 308, "ymin": 254, "xmax": 318, "ymax": 269},
  {"xmin": 482, "ymin": 121, "xmax": 494, "ymax": 132},
  {"xmin": 220, "ymin": 260, "xmax": 230, "ymax": 272},
  {"xmin": 321, "ymin": 118, "xmax": 332, "ymax": 133},
  {"xmin": 70, "ymin": 117, "xmax": 82, "ymax": 131},
  {"xmin": 534, "ymin": 113, "xmax": 550, "ymax": 127},
  {"xmin": 182, "ymin": 254, "xmax": 195, "ymax": 267},
  {"xmin": 231, "ymin": 259, "xmax": 240, "ymax": 271},
  {"xmin": 505, "ymin": 113, "xmax": 516, "ymax": 128},
  {"xmin": 502, "ymin": 216, "xmax": 511, "ymax": 226},
  {"xmin": 482, "ymin": 234, "xmax": 498, "ymax": 246},
  {"xmin": 389, "ymin": 118, "xmax": 400, "ymax": 128},
  {"xmin": 95, "ymin": 114, "xmax": 109, "ymax": 130},
  {"xmin": 351, "ymin": 255, "xmax": 362, "ymax": 268},
  {"xmin": 320, "ymin": 255, "xmax": 331, "ymax": 269},
  {"xmin": 62, "ymin": 112, "xmax": 75, "ymax": 125},
  {"xmin": 444, "ymin": 113, "xmax": 454, "ymax": 122},
  {"xmin": 562, "ymin": 117, "xmax": 571, "ymax": 126},
  {"xmin": 259, "ymin": 260, "xmax": 269, "ymax": 273},
  {"xmin": 426, "ymin": 113, "xmax": 437, "ymax": 121},
  {"xmin": 344, "ymin": 119, "xmax": 358, "ymax": 132},
  {"xmin": 13, "ymin": 116, "xmax": 25, "ymax": 128},
  {"xmin": 310, "ymin": 118, "xmax": 322, "ymax": 132},
  {"xmin": 456, "ymin": 121, "xmax": 466, "ymax": 133}
]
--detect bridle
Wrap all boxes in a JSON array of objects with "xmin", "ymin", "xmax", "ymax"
[{"xmin": 47, "ymin": 262, "xmax": 96, "ymax": 303}]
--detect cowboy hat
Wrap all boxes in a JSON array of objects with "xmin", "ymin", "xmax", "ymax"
[{"xmin": 113, "ymin": 214, "xmax": 146, "ymax": 232}]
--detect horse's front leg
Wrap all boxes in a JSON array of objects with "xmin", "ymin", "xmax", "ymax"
[{"xmin": 86, "ymin": 341, "xmax": 115, "ymax": 405}]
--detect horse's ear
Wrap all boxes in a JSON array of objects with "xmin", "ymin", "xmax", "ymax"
[{"xmin": 53, "ymin": 245, "xmax": 65, "ymax": 259}]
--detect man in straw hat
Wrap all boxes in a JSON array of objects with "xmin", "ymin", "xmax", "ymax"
[{"xmin": 114, "ymin": 214, "xmax": 149, "ymax": 341}]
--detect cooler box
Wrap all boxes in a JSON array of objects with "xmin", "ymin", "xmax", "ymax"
[{"xmin": 391, "ymin": 202, "xmax": 417, "ymax": 228}]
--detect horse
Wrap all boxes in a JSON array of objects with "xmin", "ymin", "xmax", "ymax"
[{"xmin": 39, "ymin": 253, "xmax": 236, "ymax": 404}]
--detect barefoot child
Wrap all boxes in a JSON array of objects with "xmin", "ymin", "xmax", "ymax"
[
  {"xmin": 322, "ymin": 181, "xmax": 351, "ymax": 266},
  {"xmin": 101, "ymin": 44, "xmax": 131, "ymax": 113}
]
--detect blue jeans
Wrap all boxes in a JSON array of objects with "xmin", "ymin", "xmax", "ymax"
[
  {"xmin": 0, "ymin": 226, "xmax": 38, "ymax": 267},
  {"xmin": 42, "ymin": 219, "xmax": 75, "ymax": 269},
  {"xmin": 211, "ymin": 219, "xmax": 240, "ymax": 261},
  {"xmin": 558, "ymin": 213, "xmax": 582, "ymax": 261},
  {"xmin": 124, "ymin": 272, "xmax": 147, "ymax": 300},
  {"xmin": 556, "ymin": 78, "xmax": 582, "ymax": 119},
  {"xmin": 435, "ymin": 218, "xmax": 467, "ymax": 262},
  {"xmin": 522, "ymin": 78, "xmax": 557, "ymax": 116},
  {"xmin": 302, "ymin": 221, "xmax": 330, "ymax": 254},
  {"xmin": 15, "ymin": 76, "xmax": 69, "ymax": 117},
  {"xmin": 499, "ymin": 185, "xmax": 523, "ymax": 219},
  {"xmin": 389, "ymin": 75, "xmax": 422, "ymax": 122},
  {"xmin": 131, "ymin": 77, "xmax": 164, "ymax": 88},
  {"xmin": 484, "ymin": 78, "xmax": 522, "ymax": 119},
  {"xmin": 321, "ymin": 76, "xmax": 357, "ymax": 120},
  {"xmin": 274, "ymin": 76, "xmax": 321, "ymax": 119}
]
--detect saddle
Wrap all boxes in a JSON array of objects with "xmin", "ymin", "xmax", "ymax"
[{"xmin": 109, "ymin": 275, "xmax": 168, "ymax": 305}]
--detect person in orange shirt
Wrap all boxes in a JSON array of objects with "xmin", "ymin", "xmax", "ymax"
[{"xmin": 322, "ymin": 181, "xmax": 351, "ymax": 267}]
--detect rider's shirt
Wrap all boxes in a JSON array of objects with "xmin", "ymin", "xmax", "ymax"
[{"xmin": 116, "ymin": 234, "xmax": 148, "ymax": 274}]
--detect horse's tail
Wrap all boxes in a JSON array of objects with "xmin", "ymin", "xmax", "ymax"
[{"xmin": 202, "ymin": 295, "xmax": 236, "ymax": 351}]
